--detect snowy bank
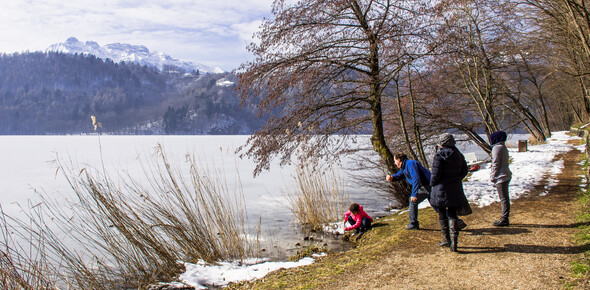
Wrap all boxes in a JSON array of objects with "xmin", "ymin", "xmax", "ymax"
[
  {"xmin": 464, "ymin": 131, "xmax": 582, "ymax": 206},
  {"xmin": 179, "ymin": 255, "xmax": 324, "ymax": 289}
]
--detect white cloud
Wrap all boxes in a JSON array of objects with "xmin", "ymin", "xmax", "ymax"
[
  {"xmin": 233, "ymin": 20, "xmax": 264, "ymax": 43},
  {"xmin": 0, "ymin": 0, "xmax": 273, "ymax": 70}
]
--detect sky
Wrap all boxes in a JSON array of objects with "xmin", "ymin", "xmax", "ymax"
[
  {"xmin": 178, "ymin": 131, "xmax": 584, "ymax": 288},
  {"xmin": 0, "ymin": 0, "xmax": 274, "ymax": 71}
]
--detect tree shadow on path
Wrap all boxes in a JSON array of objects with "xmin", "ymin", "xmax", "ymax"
[
  {"xmin": 463, "ymin": 221, "xmax": 590, "ymax": 236},
  {"xmin": 459, "ymin": 243, "xmax": 590, "ymax": 255},
  {"xmin": 510, "ymin": 222, "xmax": 590, "ymax": 229},
  {"xmin": 463, "ymin": 227, "xmax": 531, "ymax": 236}
]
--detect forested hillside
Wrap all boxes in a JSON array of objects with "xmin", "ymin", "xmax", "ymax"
[{"xmin": 0, "ymin": 51, "xmax": 262, "ymax": 134}]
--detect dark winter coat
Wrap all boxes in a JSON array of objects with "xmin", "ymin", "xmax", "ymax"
[{"xmin": 430, "ymin": 146, "xmax": 469, "ymax": 208}]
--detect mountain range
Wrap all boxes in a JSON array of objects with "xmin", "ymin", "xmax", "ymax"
[
  {"xmin": 46, "ymin": 37, "xmax": 224, "ymax": 74},
  {"xmin": 0, "ymin": 39, "xmax": 264, "ymax": 135}
]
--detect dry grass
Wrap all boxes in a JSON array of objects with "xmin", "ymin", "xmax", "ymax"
[
  {"xmin": 287, "ymin": 163, "xmax": 349, "ymax": 231},
  {"xmin": 0, "ymin": 144, "xmax": 259, "ymax": 289},
  {"xmin": 0, "ymin": 205, "xmax": 58, "ymax": 289},
  {"xmin": 344, "ymin": 153, "xmax": 411, "ymax": 208}
]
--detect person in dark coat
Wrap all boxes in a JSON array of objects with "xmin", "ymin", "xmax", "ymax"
[{"xmin": 430, "ymin": 133, "xmax": 469, "ymax": 252}]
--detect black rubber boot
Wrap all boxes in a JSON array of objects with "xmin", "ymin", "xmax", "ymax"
[
  {"xmin": 449, "ymin": 219, "xmax": 459, "ymax": 252},
  {"xmin": 457, "ymin": 219, "xmax": 467, "ymax": 230},
  {"xmin": 438, "ymin": 219, "xmax": 450, "ymax": 247}
]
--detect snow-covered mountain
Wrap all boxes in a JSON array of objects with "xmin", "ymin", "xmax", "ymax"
[{"xmin": 46, "ymin": 37, "xmax": 224, "ymax": 74}]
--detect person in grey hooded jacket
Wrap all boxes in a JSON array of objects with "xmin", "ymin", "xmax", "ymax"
[
  {"xmin": 490, "ymin": 131, "xmax": 512, "ymax": 226},
  {"xmin": 430, "ymin": 133, "xmax": 468, "ymax": 252}
]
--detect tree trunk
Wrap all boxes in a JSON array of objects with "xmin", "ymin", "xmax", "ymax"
[
  {"xmin": 350, "ymin": 0, "xmax": 409, "ymax": 205},
  {"xmin": 351, "ymin": 0, "xmax": 396, "ymax": 173},
  {"xmin": 580, "ymin": 77, "xmax": 590, "ymax": 118},
  {"xmin": 395, "ymin": 79, "xmax": 419, "ymax": 162},
  {"xmin": 504, "ymin": 93, "xmax": 547, "ymax": 142},
  {"xmin": 408, "ymin": 67, "xmax": 428, "ymax": 167},
  {"xmin": 459, "ymin": 127, "xmax": 492, "ymax": 154}
]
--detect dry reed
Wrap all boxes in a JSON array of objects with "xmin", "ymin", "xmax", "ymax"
[
  {"xmin": 287, "ymin": 163, "xmax": 349, "ymax": 231},
  {"xmin": 1, "ymin": 144, "xmax": 259, "ymax": 289},
  {"xmin": 0, "ymin": 204, "xmax": 57, "ymax": 289}
]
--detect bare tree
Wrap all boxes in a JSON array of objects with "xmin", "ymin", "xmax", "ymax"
[
  {"xmin": 523, "ymin": 0, "xmax": 590, "ymax": 121},
  {"xmin": 415, "ymin": 0, "xmax": 555, "ymax": 154},
  {"xmin": 436, "ymin": 0, "xmax": 511, "ymax": 135},
  {"xmin": 387, "ymin": 65, "xmax": 437, "ymax": 167},
  {"xmin": 498, "ymin": 48, "xmax": 552, "ymax": 141},
  {"xmin": 237, "ymin": 0, "xmax": 434, "ymax": 204}
]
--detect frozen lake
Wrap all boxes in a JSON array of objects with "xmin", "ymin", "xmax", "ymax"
[
  {"xmin": 0, "ymin": 133, "xmax": 530, "ymax": 257},
  {"xmin": 0, "ymin": 135, "xmax": 393, "ymax": 256}
]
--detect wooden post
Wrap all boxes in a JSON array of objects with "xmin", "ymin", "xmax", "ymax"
[{"xmin": 518, "ymin": 140, "xmax": 527, "ymax": 152}]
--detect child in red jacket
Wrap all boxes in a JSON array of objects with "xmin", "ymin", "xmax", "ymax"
[{"xmin": 344, "ymin": 203, "xmax": 373, "ymax": 234}]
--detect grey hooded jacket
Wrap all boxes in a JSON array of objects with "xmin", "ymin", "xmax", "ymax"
[{"xmin": 490, "ymin": 142, "xmax": 512, "ymax": 184}]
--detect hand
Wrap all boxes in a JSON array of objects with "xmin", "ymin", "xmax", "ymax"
[
  {"xmin": 386, "ymin": 175, "xmax": 393, "ymax": 182},
  {"xmin": 410, "ymin": 196, "xmax": 418, "ymax": 203}
]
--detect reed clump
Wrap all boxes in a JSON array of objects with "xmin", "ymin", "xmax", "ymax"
[
  {"xmin": 287, "ymin": 163, "xmax": 349, "ymax": 231},
  {"xmin": 1, "ymin": 144, "xmax": 258, "ymax": 289},
  {"xmin": 0, "ymin": 205, "xmax": 57, "ymax": 289}
]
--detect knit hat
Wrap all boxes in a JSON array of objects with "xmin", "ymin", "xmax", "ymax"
[
  {"xmin": 438, "ymin": 133, "xmax": 455, "ymax": 147},
  {"xmin": 489, "ymin": 131, "xmax": 507, "ymax": 145}
]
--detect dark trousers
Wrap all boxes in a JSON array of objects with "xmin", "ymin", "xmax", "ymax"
[
  {"xmin": 433, "ymin": 206, "xmax": 459, "ymax": 221},
  {"xmin": 496, "ymin": 181, "xmax": 510, "ymax": 221},
  {"xmin": 347, "ymin": 216, "xmax": 372, "ymax": 233},
  {"xmin": 408, "ymin": 187, "xmax": 430, "ymax": 227}
]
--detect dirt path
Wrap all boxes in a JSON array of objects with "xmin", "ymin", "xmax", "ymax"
[{"xmin": 325, "ymin": 141, "xmax": 585, "ymax": 289}]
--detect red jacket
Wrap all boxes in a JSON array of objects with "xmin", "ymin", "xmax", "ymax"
[{"xmin": 344, "ymin": 205, "xmax": 373, "ymax": 231}]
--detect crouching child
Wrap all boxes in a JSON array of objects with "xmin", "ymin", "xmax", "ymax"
[{"xmin": 344, "ymin": 203, "xmax": 373, "ymax": 234}]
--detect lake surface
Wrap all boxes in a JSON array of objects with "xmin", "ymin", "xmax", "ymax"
[
  {"xmin": 0, "ymin": 134, "xmax": 527, "ymax": 258},
  {"xmin": 0, "ymin": 135, "xmax": 394, "ymax": 257}
]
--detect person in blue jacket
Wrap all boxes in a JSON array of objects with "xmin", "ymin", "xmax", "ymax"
[{"xmin": 386, "ymin": 153, "xmax": 432, "ymax": 230}]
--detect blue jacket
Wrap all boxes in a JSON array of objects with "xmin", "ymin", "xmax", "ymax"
[{"xmin": 390, "ymin": 159, "xmax": 431, "ymax": 197}]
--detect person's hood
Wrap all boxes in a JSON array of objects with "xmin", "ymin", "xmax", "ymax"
[
  {"xmin": 438, "ymin": 133, "xmax": 455, "ymax": 147},
  {"xmin": 490, "ymin": 131, "xmax": 507, "ymax": 146},
  {"xmin": 437, "ymin": 146, "xmax": 456, "ymax": 160}
]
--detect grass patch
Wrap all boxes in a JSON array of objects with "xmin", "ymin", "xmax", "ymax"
[
  {"xmin": 288, "ymin": 245, "xmax": 327, "ymax": 262},
  {"xmin": 572, "ymin": 261, "xmax": 590, "ymax": 277},
  {"xmin": 571, "ymin": 150, "xmax": 590, "ymax": 287},
  {"xmin": 228, "ymin": 209, "xmax": 438, "ymax": 289}
]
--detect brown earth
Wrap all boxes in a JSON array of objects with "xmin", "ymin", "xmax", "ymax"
[
  {"xmin": 235, "ymin": 139, "xmax": 588, "ymax": 289},
  {"xmin": 337, "ymin": 142, "xmax": 585, "ymax": 289}
]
